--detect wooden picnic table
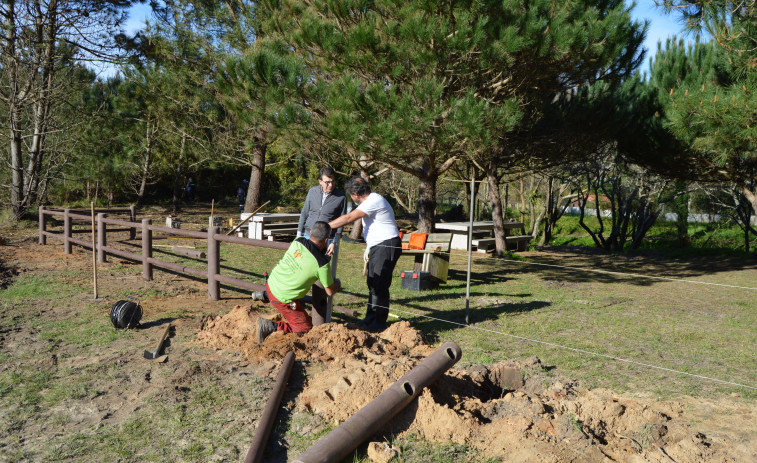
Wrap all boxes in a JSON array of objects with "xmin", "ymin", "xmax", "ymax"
[
  {"xmin": 239, "ymin": 212, "xmax": 301, "ymax": 240},
  {"xmin": 434, "ymin": 221, "xmax": 525, "ymax": 251}
]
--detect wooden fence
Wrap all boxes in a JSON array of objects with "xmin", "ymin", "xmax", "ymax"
[{"xmin": 37, "ymin": 206, "xmax": 355, "ymax": 317}]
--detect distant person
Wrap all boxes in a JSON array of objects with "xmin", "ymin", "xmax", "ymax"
[
  {"xmin": 256, "ymin": 221, "xmax": 341, "ymax": 343},
  {"xmin": 329, "ymin": 177, "xmax": 401, "ymax": 332},
  {"xmin": 297, "ymin": 166, "xmax": 347, "ymax": 256},
  {"xmin": 186, "ymin": 177, "xmax": 196, "ymax": 204},
  {"xmin": 237, "ymin": 179, "xmax": 248, "ymax": 212}
]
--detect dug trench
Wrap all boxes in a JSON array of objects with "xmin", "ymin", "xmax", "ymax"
[
  {"xmin": 198, "ymin": 304, "xmax": 750, "ymax": 462},
  {"xmin": 1, "ymin": 235, "xmax": 755, "ymax": 462}
]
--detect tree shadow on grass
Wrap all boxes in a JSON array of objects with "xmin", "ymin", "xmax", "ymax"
[
  {"xmin": 392, "ymin": 292, "xmax": 550, "ymax": 344},
  {"xmin": 445, "ymin": 245, "xmax": 757, "ymax": 287}
]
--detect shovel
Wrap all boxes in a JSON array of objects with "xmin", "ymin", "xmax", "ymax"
[{"xmin": 144, "ymin": 324, "xmax": 172, "ymax": 360}]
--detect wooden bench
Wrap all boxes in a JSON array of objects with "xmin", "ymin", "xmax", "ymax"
[
  {"xmin": 247, "ymin": 212, "xmax": 301, "ymax": 240},
  {"xmin": 400, "ymin": 233, "xmax": 452, "ymax": 283},
  {"xmin": 261, "ymin": 222, "xmax": 299, "ymax": 240},
  {"xmin": 473, "ymin": 235, "xmax": 532, "ymax": 253}
]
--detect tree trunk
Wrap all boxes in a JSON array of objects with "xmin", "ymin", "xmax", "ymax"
[
  {"xmin": 518, "ymin": 177, "xmax": 527, "ymax": 225},
  {"xmin": 6, "ymin": 0, "xmax": 26, "ymax": 220},
  {"xmin": 23, "ymin": 10, "xmax": 56, "ymax": 211},
  {"xmin": 486, "ymin": 165, "xmax": 507, "ymax": 256},
  {"xmin": 245, "ymin": 129, "xmax": 267, "ymax": 212},
  {"xmin": 674, "ymin": 180, "xmax": 690, "ymax": 247},
  {"xmin": 417, "ymin": 173, "xmax": 437, "ymax": 233},
  {"xmin": 391, "ymin": 190, "xmax": 412, "ymax": 214},
  {"xmin": 136, "ymin": 115, "xmax": 155, "ymax": 208},
  {"xmin": 172, "ymin": 133, "xmax": 187, "ymax": 213},
  {"xmin": 741, "ymin": 184, "xmax": 757, "ymax": 219},
  {"xmin": 539, "ymin": 177, "xmax": 554, "ymax": 246},
  {"xmin": 10, "ymin": 110, "xmax": 24, "ymax": 218}
]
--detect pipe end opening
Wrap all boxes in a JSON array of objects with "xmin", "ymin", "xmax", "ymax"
[{"xmin": 445, "ymin": 347, "xmax": 460, "ymax": 361}]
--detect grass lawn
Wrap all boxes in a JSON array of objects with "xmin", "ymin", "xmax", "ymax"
[{"xmin": 2, "ymin": 206, "xmax": 755, "ymax": 462}]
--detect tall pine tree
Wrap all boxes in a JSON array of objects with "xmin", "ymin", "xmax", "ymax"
[
  {"xmin": 261, "ymin": 0, "xmax": 645, "ymax": 232},
  {"xmin": 660, "ymin": 1, "xmax": 757, "ymax": 217}
]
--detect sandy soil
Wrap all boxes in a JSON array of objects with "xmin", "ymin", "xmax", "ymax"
[{"xmin": 197, "ymin": 307, "xmax": 755, "ymax": 462}]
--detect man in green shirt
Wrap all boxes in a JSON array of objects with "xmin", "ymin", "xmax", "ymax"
[{"xmin": 258, "ymin": 221, "xmax": 341, "ymax": 342}]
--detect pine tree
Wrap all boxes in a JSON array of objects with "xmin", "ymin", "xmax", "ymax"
[
  {"xmin": 261, "ymin": 0, "xmax": 645, "ymax": 233},
  {"xmin": 660, "ymin": 1, "xmax": 757, "ymax": 217}
]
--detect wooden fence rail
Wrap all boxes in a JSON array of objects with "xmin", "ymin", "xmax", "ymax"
[{"xmin": 37, "ymin": 206, "xmax": 356, "ymax": 317}]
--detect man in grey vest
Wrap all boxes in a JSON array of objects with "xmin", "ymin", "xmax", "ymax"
[{"xmin": 297, "ymin": 166, "xmax": 348, "ymax": 256}]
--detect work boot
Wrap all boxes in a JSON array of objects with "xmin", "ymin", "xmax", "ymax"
[
  {"xmin": 257, "ymin": 318, "xmax": 276, "ymax": 343},
  {"xmin": 251, "ymin": 290, "xmax": 268, "ymax": 302},
  {"xmin": 365, "ymin": 307, "xmax": 388, "ymax": 332},
  {"xmin": 360, "ymin": 307, "xmax": 376, "ymax": 329}
]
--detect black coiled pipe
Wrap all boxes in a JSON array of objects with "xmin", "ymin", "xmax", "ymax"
[{"xmin": 110, "ymin": 297, "xmax": 142, "ymax": 329}]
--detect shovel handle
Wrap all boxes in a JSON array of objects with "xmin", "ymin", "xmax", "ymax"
[{"xmin": 153, "ymin": 324, "xmax": 171, "ymax": 356}]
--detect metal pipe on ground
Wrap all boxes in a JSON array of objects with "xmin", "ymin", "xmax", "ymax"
[
  {"xmin": 171, "ymin": 246, "xmax": 206, "ymax": 259},
  {"xmin": 244, "ymin": 351, "xmax": 295, "ymax": 463},
  {"xmin": 293, "ymin": 342, "xmax": 462, "ymax": 463}
]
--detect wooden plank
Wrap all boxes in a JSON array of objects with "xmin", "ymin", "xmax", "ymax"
[
  {"xmin": 422, "ymin": 253, "xmax": 449, "ymax": 283},
  {"xmin": 263, "ymin": 228, "xmax": 298, "ymax": 236},
  {"xmin": 401, "ymin": 232, "xmax": 452, "ymax": 243},
  {"xmin": 262, "ymin": 222, "xmax": 299, "ymax": 230}
]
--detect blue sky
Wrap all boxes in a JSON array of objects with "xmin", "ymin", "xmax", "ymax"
[
  {"xmin": 122, "ymin": 1, "xmax": 690, "ymax": 76},
  {"xmin": 631, "ymin": 1, "xmax": 694, "ymax": 75}
]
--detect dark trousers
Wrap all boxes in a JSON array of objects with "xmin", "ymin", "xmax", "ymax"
[{"xmin": 363, "ymin": 236, "xmax": 402, "ymax": 331}]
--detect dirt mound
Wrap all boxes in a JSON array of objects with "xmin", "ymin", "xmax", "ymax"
[
  {"xmin": 196, "ymin": 304, "xmax": 260, "ymax": 351},
  {"xmin": 195, "ymin": 307, "xmax": 742, "ymax": 462}
]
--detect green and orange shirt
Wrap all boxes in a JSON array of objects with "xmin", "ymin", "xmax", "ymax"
[{"xmin": 267, "ymin": 237, "xmax": 334, "ymax": 303}]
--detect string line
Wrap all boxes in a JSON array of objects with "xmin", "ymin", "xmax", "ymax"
[
  {"xmin": 382, "ymin": 304, "xmax": 757, "ymax": 391},
  {"xmin": 342, "ymin": 241, "xmax": 757, "ymax": 390}
]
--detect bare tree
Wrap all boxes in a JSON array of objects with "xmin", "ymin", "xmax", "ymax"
[
  {"xmin": 571, "ymin": 148, "xmax": 673, "ymax": 251},
  {"xmin": 1, "ymin": 0, "xmax": 135, "ymax": 218}
]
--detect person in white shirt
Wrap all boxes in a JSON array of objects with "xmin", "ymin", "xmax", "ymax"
[{"xmin": 329, "ymin": 177, "xmax": 401, "ymax": 332}]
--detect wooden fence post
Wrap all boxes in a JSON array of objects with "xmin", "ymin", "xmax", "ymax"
[
  {"xmin": 208, "ymin": 226, "xmax": 220, "ymax": 300},
  {"xmin": 129, "ymin": 205, "xmax": 137, "ymax": 240},
  {"xmin": 97, "ymin": 213, "xmax": 107, "ymax": 263},
  {"xmin": 64, "ymin": 209, "xmax": 72, "ymax": 254},
  {"xmin": 142, "ymin": 218, "xmax": 153, "ymax": 281},
  {"xmin": 39, "ymin": 206, "xmax": 46, "ymax": 245}
]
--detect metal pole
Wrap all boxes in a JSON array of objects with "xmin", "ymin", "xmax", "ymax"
[
  {"xmin": 207, "ymin": 226, "xmax": 220, "ymax": 300},
  {"xmin": 38, "ymin": 206, "xmax": 46, "ymax": 245},
  {"xmin": 293, "ymin": 342, "xmax": 462, "ymax": 463},
  {"xmin": 91, "ymin": 203, "xmax": 98, "ymax": 299},
  {"xmin": 244, "ymin": 351, "xmax": 296, "ymax": 463},
  {"xmin": 465, "ymin": 177, "xmax": 474, "ymax": 325},
  {"xmin": 63, "ymin": 209, "xmax": 72, "ymax": 254},
  {"xmin": 129, "ymin": 205, "xmax": 137, "ymax": 240},
  {"xmin": 325, "ymin": 237, "xmax": 340, "ymax": 323},
  {"xmin": 97, "ymin": 213, "xmax": 106, "ymax": 263},
  {"xmin": 142, "ymin": 218, "xmax": 153, "ymax": 281}
]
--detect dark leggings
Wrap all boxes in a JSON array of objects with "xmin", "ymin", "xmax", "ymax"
[{"xmin": 363, "ymin": 236, "xmax": 402, "ymax": 329}]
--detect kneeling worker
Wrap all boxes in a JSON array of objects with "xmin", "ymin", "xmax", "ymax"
[{"xmin": 257, "ymin": 221, "xmax": 341, "ymax": 343}]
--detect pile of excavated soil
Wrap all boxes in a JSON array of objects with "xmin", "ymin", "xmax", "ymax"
[{"xmin": 196, "ymin": 305, "xmax": 745, "ymax": 462}]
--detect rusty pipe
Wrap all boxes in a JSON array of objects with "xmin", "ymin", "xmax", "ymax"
[
  {"xmin": 293, "ymin": 342, "xmax": 462, "ymax": 463},
  {"xmin": 244, "ymin": 351, "xmax": 295, "ymax": 463},
  {"xmin": 170, "ymin": 246, "xmax": 206, "ymax": 259}
]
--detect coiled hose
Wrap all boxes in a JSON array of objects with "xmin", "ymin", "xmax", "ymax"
[{"xmin": 110, "ymin": 297, "xmax": 142, "ymax": 329}]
